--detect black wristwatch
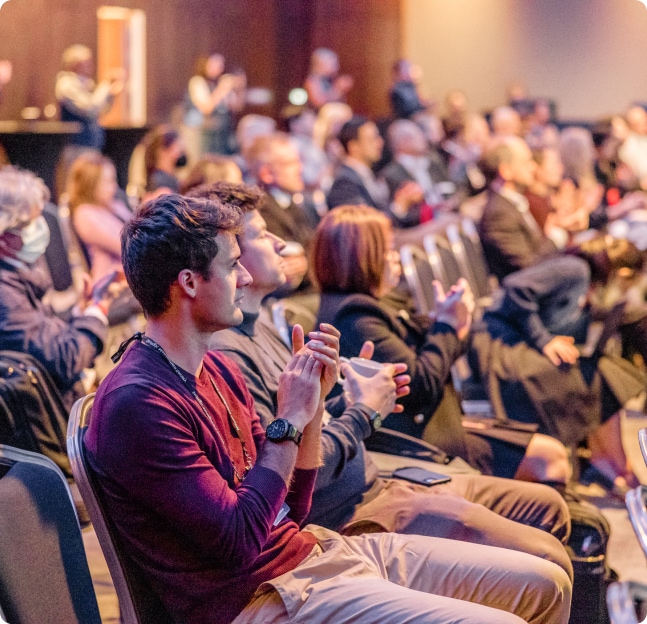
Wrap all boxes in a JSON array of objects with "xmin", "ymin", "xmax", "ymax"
[
  {"xmin": 265, "ymin": 418, "xmax": 303, "ymax": 445},
  {"xmin": 367, "ymin": 408, "xmax": 383, "ymax": 432}
]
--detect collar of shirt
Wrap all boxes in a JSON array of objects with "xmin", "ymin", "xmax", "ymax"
[
  {"xmin": 269, "ymin": 187, "xmax": 293, "ymax": 209},
  {"xmin": 498, "ymin": 185, "xmax": 531, "ymax": 215},
  {"xmin": 396, "ymin": 153, "xmax": 431, "ymax": 177}
]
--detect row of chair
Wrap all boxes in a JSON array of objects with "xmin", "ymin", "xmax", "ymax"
[
  {"xmin": 608, "ymin": 429, "xmax": 647, "ymax": 622},
  {"xmin": 400, "ymin": 217, "xmax": 494, "ymax": 317}
]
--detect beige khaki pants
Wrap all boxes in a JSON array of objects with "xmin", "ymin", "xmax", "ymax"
[{"xmin": 233, "ymin": 526, "xmax": 572, "ymax": 624}]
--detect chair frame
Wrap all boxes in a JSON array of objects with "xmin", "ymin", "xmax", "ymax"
[
  {"xmin": 607, "ymin": 581, "xmax": 647, "ymax": 624},
  {"xmin": 399, "ymin": 244, "xmax": 433, "ymax": 316},
  {"xmin": 67, "ymin": 394, "xmax": 142, "ymax": 624},
  {"xmin": 639, "ymin": 428, "xmax": 647, "ymax": 468},
  {"xmin": 625, "ymin": 485, "xmax": 647, "ymax": 559}
]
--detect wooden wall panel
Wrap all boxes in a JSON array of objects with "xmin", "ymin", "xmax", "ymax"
[{"xmin": 0, "ymin": 1, "xmax": 399, "ymax": 123}]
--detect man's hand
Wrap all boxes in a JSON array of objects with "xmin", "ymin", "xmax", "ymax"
[
  {"xmin": 433, "ymin": 278, "xmax": 475, "ymax": 340},
  {"xmin": 302, "ymin": 323, "xmax": 341, "ymax": 400},
  {"xmin": 281, "ymin": 253, "xmax": 308, "ymax": 288},
  {"xmin": 276, "ymin": 346, "xmax": 323, "ymax": 431},
  {"xmin": 342, "ymin": 362, "xmax": 410, "ymax": 416},
  {"xmin": 393, "ymin": 181, "xmax": 425, "ymax": 217},
  {"xmin": 542, "ymin": 335, "xmax": 580, "ymax": 367}
]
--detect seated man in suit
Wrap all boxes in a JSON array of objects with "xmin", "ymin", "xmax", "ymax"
[
  {"xmin": 247, "ymin": 132, "xmax": 320, "ymax": 294},
  {"xmin": 204, "ymin": 180, "xmax": 572, "ymax": 580},
  {"xmin": 380, "ymin": 119, "xmax": 460, "ymax": 227},
  {"xmin": 327, "ymin": 116, "xmax": 423, "ymax": 224},
  {"xmin": 478, "ymin": 136, "xmax": 560, "ymax": 280}
]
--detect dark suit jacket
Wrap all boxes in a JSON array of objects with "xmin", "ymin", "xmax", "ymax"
[
  {"xmin": 379, "ymin": 156, "xmax": 451, "ymax": 227},
  {"xmin": 327, "ymin": 164, "xmax": 383, "ymax": 211},
  {"xmin": 261, "ymin": 192, "xmax": 315, "ymax": 251},
  {"xmin": 477, "ymin": 190, "xmax": 557, "ymax": 281}
]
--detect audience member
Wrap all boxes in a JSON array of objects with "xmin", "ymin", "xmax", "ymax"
[
  {"xmin": 205, "ymin": 181, "xmax": 572, "ymax": 577},
  {"xmin": 389, "ymin": 59, "xmax": 428, "ymax": 120},
  {"xmin": 473, "ymin": 237, "xmax": 647, "ymax": 495},
  {"xmin": 184, "ymin": 53, "xmax": 246, "ymax": 156},
  {"xmin": 443, "ymin": 113, "xmax": 489, "ymax": 195},
  {"xmin": 313, "ymin": 205, "xmax": 571, "ymax": 484},
  {"xmin": 525, "ymin": 98, "xmax": 560, "ymax": 150},
  {"xmin": 311, "ymin": 102, "xmax": 353, "ymax": 181},
  {"xmin": 284, "ymin": 106, "xmax": 330, "ymax": 191},
  {"xmin": 142, "ymin": 125, "xmax": 186, "ymax": 194},
  {"xmin": 327, "ymin": 116, "xmax": 422, "ymax": 224},
  {"xmin": 0, "ymin": 167, "xmax": 110, "ymax": 408},
  {"xmin": 443, "ymin": 89, "xmax": 468, "ymax": 138},
  {"xmin": 478, "ymin": 136, "xmax": 560, "ymax": 280},
  {"xmin": 619, "ymin": 105, "xmax": 647, "ymax": 190},
  {"xmin": 304, "ymin": 48, "xmax": 353, "ymax": 110},
  {"xmin": 526, "ymin": 146, "xmax": 565, "ymax": 230},
  {"xmin": 245, "ymin": 133, "xmax": 314, "ymax": 292},
  {"xmin": 85, "ymin": 191, "xmax": 571, "ymax": 624},
  {"xmin": 180, "ymin": 155, "xmax": 243, "ymax": 194},
  {"xmin": 234, "ymin": 114, "xmax": 277, "ymax": 183},
  {"xmin": 381, "ymin": 119, "xmax": 458, "ymax": 227},
  {"xmin": 67, "ymin": 152, "xmax": 132, "ymax": 281},
  {"xmin": 490, "ymin": 106, "xmax": 522, "ymax": 139},
  {"xmin": 55, "ymin": 44, "xmax": 124, "ymax": 150}
]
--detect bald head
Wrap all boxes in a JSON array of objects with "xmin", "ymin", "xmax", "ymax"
[
  {"xmin": 627, "ymin": 106, "xmax": 647, "ymax": 135},
  {"xmin": 481, "ymin": 136, "xmax": 535, "ymax": 190},
  {"xmin": 388, "ymin": 119, "xmax": 428, "ymax": 156},
  {"xmin": 491, "ymin": 106, "xmax": 522, "ymax": 138}
]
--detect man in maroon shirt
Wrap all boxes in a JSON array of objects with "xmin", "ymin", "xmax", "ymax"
[{"xmin": 86, "ymin": 193, "xmax": 571, "ymax": 623}]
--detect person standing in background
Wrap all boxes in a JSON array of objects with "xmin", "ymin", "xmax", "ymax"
[
  {"xmin": 185, "ymin": 53, "xmax": 246, "ymax": 156},
  {"xmin": 55, "ymin": 45, "xmax": 124, "ymax": 150}
]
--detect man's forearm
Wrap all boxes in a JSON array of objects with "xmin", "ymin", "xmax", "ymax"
[
  {"xmin": 256, "ymin": 437, "xmax": 299, "ymax": 487},
  {"xmin": 295, "ymin": 401, "xmax": 325, "ymax": 470}
]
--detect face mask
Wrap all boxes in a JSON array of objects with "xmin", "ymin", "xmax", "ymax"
[
  {"xmin": 175, "ymin": 154, "xmax": 188, "ymax": 168},
  {"xmin": 14, "ymin": 216, "xmax": 50, "ymax": 264}
]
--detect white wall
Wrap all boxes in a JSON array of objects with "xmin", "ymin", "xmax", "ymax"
[{"xmin": 402, "ymin": 0, "xmax": 647, "ymax": 119}]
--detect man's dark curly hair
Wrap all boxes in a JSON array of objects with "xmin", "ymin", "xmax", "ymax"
[
  {"xmin": 121, "ymin": 193, "xmax": 243, "ymax": 317},
  {"xmin": 186, "ymin": 181, "xmax": 265, "ymax": 214}
]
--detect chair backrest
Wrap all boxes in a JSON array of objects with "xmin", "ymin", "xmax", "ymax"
[
  {"xmin": 461, "ymin": 217, "xmax": 494, "ymax": 299},
  {"xmin": 446, "ymin": 222, "xmax": 478, "ymax": 295},
  {"xmin": 639, "ymin": 428, "xmax": 647, "ymax": 468},
  {"xmin": 67, "ymin": 395, "xmax": 174, "ymax": 624},
  {"xmin": 625, "ymin": 485, "xmax": 647, "ymax": 559},
  {"xmin": 607, "ymin": 581, "xmax": 647, "ymax": 624},
  {"xmin": 0, "ymin": 444, "xmax": 101, "ymax": 624},
  {"xmin": 400, "ymin": 244, "xmax": 436, "ymax": 315},
  {"xmin": 270, "ymin": 299, "xmax": 318, "ymax": 348},
  {"xmin": 423, "ymin": 233, "xmax": 462, "ymax": 291}
]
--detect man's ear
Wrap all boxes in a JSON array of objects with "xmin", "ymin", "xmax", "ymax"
[
  {"xmin": 498, "ymin": 161, "xmax": 513, "ymax": 182},
  {"xmin": 177, "ymin": 269, "xmax": 197, "ymax": 298},
  {"xmin": 258, "ymin": 163, "xmax": 274, "ymax": 186}
]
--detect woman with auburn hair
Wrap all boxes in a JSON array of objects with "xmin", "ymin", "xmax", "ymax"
[
  {"xmin": 142, "ymin": 125, "xmax": 186, "ymax": 194},
  {"xmin": 313, "ymin": 204, "xmax": 571, "ymax": 484},
  {"xmin": 67, "ymin": 151, "xmax": 132, "ymax": 281}
]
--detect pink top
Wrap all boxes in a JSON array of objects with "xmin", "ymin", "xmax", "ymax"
[{"xmin": 73, "ymin": 200, "xmax": 132, "ymax": 280}]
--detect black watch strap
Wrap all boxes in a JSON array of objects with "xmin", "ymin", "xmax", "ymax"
[{"xmin": 265, "ymin": 418, "xmax": 303, "ymax": 445}]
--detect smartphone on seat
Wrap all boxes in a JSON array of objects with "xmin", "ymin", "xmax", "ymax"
[{"xmin": 392, "ymin": 466, "xmax": 452, "ymax": 486}]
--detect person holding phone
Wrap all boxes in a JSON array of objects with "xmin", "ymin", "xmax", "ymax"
[
  {"xmin": 0, "ymin": 167, "xmax": 119, "ymax": 408},
  {"xmin": 313, "ymin": 204, "xmax": 571, "ymax": 485}
]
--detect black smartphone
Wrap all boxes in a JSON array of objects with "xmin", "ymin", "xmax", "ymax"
[{"xmin": 392, "ymin": 466, "xmax": 452, "ymax": 486}]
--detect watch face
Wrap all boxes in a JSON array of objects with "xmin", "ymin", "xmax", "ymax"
[
  {"xmin": 266, "ymin": 419, "xmax": 288, "ymax": 440},
  {"xmin": 372, "ymin": 413, "xmax": 382, "ymax": 430}
]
